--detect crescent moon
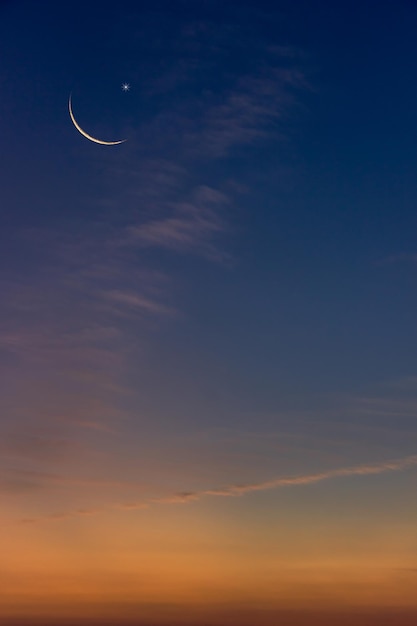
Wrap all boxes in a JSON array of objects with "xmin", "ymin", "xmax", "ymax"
[{"xmin": 68, "ymin": 94, "xmax": 126, "ymax": 146}]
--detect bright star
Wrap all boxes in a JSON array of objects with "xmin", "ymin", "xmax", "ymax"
[{"xmin": 121, "ymin": 83, "xmax": 130, "ymax": 92}]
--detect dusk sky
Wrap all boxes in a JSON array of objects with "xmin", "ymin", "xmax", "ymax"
[{"xmin": 1, "ymin": 1, "xmax": 417, "ymax": 625}]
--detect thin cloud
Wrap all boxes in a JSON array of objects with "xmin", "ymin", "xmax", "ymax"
[
  {"xmin": 154, "ymin": 454, "xmax": 417, "ymax": 504},
  {"xmin": 129, "ymin": 185, "xmax": 228, "ymax": 260},
  {"xmin": 19, "ymin": 454, "xmax": 417, "ymax": 523},
  {"xmin": 179, "ymin": 68, "xmax": 307, "ymax": 158},
  {"xmin": 101, "ymin": 290, "xmax": 175, "ymax": 316}
]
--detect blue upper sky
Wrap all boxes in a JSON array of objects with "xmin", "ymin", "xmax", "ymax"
[{"xmin": 1, "ymin": 0, "xmax": 416, "ymax": 481}]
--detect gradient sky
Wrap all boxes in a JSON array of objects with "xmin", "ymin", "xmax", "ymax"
[{"xmin": 1, "ymin": 1, "xmax": 417, "ymax": 625}]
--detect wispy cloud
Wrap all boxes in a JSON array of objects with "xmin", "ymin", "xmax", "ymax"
[
  {"xmin": 154, "ymin": 454, "xmax": 417, "ymax": 504},
  {"xmin": 128, "ymin": 185, "xmax": 228, "ymax": 260},
  {"xmin": 17, "ymin": 454, "xmax": 417, "ymax": 523},
  {"xmin": 183, "ymin": 69, "xmax": 307, "ymax": 158},
  {"xmin": 101, "ymin": 289, "xmax": 175, "ymax": 316}
]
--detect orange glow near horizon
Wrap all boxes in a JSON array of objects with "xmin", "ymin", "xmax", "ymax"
[{"xmin": 2, "ymin": 492, "xmax": 417, "ymax": 624}]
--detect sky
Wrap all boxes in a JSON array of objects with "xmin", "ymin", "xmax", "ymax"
[{"xmin": 0, "ymin": 0, "xmax": 417, "ymax": 624}]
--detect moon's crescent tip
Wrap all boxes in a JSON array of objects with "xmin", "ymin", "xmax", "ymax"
[{"xmin": 68, "ymin": 93, "xmax": 127, "ymax": 146}]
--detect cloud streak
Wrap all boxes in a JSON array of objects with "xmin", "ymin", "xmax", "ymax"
[
  {"xmin": 127, "ymin": 185, "xmax": 229, "ymax": 260},
  {"xmin": 17, "ymin": 454, "xmax": 417, "ymax": 523},
  {"xmin": 183, "ymin": 69, "xmax": 306, "ymax": 158},
  {"xmin": 154, "ymin": 454, "xmax": 417, "ymax": 503}
]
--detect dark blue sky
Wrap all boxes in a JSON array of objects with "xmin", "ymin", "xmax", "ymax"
[
  {"xmin": 1, "ymin": 0, "xmax": 416, "ymax": 416},
  {"xmin": 1, "ymin": 0, "xmax": 417, "ymax": 421}
]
